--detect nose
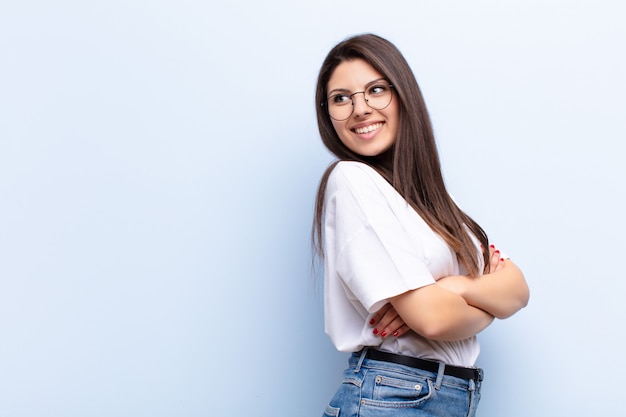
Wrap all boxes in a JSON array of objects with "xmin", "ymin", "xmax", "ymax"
[{"xmin": 351, "ymin": 92, "xmax": 370, "ymax": 117}]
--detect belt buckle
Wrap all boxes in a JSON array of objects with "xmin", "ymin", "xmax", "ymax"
[{"xmin": 475, "ymin": 368, "xmax": 484, "ymax": 382}]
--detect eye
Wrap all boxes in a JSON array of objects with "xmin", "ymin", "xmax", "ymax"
[
  {"xmin": 367, "ymin": 84, "xmax": 389, "ymax": 96},
  {"xmin": 330, "ymin": 93, "xmax": 351, "ymax": 105}
]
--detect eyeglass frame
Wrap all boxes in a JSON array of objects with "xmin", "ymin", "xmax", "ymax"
[{"xmin": 321, "ymin": 78, "xmax": 395, "ymax": 121}]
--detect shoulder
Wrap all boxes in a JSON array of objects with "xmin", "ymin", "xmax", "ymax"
[
  {"xmin": 325, "ymin": 161, "xmax": 401, "ymax": 213},
  {"xmin": 327, "ymin": 161, "xmax": 385, "ymax": 193}
]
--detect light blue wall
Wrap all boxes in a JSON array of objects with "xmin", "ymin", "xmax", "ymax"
[{"xmin": 1, "ymin": 1, "xmax": 624, "ymax": 416}]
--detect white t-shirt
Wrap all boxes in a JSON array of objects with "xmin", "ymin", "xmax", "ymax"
[{"xmin": 323, "ymin": 161, "xmax": 483, "ymax": 367}]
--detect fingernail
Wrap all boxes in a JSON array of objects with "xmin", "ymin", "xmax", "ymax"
[
  {"xmin": 495, "ymin": 250, "xmax": 500, "ymax": 254},
  {"xmin": 393, "ymin": 330, "xmax": 399, "ymax": 337},
  {"xmin": 369, "ymin": 318, "xmax": 376, "ymax": 325},
  {"xmin": 500, "ymin": 258, "xmax": 504, "ymax": 262},
  {"xmin": 489, "ymin": 244, "xmax": 495, "ymax": 248},
  {"xmin": 381, "ymin": 331, "xmax": 387, "ymax": 338},
  {"xmin": 373, "ymin": 328, "xmax": 379, "ymax": 335}
]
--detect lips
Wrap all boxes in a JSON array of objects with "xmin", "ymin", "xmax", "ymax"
[{"xmin": 352, "ymin": 122, "xmax": 384, "ymax": 135}]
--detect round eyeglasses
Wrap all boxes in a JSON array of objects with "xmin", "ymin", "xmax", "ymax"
[{"xmin": 323, "ymin": 80, "xmax": 394, "ymax": 121}]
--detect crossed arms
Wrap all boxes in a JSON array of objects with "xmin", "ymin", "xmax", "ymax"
[{"xmin": 371, "ymin": 246, "xmax": 530, "ymax": 342}]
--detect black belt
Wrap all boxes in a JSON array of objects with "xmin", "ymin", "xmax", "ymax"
[{"xmin": 363, "ymin": 349, "xmax": 483, "ymax": 382}]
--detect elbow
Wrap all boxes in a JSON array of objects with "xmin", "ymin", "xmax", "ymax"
[
  {"xmin": 418, "ymin": 323, "xmax": 448, "ymax": 341},
  {"xmin": 515, "ymin": 284, "xmax": 531, "ymax": 312},
  {"xmin": 418, "ymin": 327, "xmax": 452, "ymax": 342}
]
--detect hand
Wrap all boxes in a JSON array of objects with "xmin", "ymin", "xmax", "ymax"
[
  {"xmin": 484, "ymin": 244, "xmax": 505, "ymax": 275},
  {"xmin": 438, "ymin": 244, "xmax": 506, "ymax": 295},
  {"xmin": 369, "ymin": 303, "xmax": 410, "ymax": 338}
]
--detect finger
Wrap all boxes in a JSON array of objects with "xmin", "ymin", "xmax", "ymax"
[
  {"xmin": 375, "ymin": 306, "xmax": 399, "ymax": 332},
  {"xmin": 380, "ymin": 316, "xmax": 407, "ymax": 338},
  {"xmin": 495, "ymin": 256, "xmax": 506, "ymax": 272},
  {"xmin": 386, "ymin": 323, "xmax": 410, "ymax": 338},
  {"xmin": 394, "ymin": 324, "xmax": 410, "ymax": 337},
  {"xmin": 490, "ymin": 249, "xmax": 500, "ymax": 271},
  {"xmin": 485, "ymin": 246, "xmax": 501, "ymax": 274},
  {"xmin": 369, "ymin": 303, "xmax": 392, "ymax": 326},
  {"xmin": 487, "ymin": 247, "xmax": 507, "ymax": 274}
]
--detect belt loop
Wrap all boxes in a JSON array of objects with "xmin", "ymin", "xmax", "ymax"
[
  {"xmin": 355, "ymin": 347, "xmax": 368, "ymax": 373},
  {"xmin": 468, "ymin": 378, "xmax": 476, "ymax": 392},
  {"xmin": 434, "ymin": 361, "xmax": 445, "ymax": 390}
]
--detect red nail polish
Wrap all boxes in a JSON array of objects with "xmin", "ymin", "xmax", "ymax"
[
  {"xmin": 500, "ymin": 258, "xmax": 504, "ymax": 262},
  {"xmin": 381, "ymin": 331, "xmax": 387, "ymax": 338},
  {"xmin": 369, "ymin": 318, "xmax": 376, "ymax": 325},
  {"xmin": 495, "ymin": 250, "xmax": 500, "ymax": 254},
  {"xmin": 393, "ymin": 330, "xmax": 399, "ymax": 337},
  {"xmin": 489, "ymin": 244, "xmax": 495, "ymax": 249},
  {"xmin": 373, "ymin": 328, "xmax": 379, "ymax": 335}
]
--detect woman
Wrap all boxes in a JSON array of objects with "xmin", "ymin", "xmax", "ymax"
[{"xmin": 313, "ymin": 34, "xmax": 529, "ymax": 417}]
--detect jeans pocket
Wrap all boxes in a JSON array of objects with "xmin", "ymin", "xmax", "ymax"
[
  {"xmin": 323, "ymin": 404, "xmax": 340, "ymax": 417},
  {"xmin": 363, "ymin": 374, "xmax": 434, "ymax": 408}
]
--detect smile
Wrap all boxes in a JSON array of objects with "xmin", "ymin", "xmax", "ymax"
[{"xmin": 353, "ymin": 122, "xmax": 383, "ymax": 135}]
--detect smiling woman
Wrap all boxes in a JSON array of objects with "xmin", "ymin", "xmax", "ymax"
[
  {"xmin": 312, "ymin": 33, "xmax": 529, "ymax": 417},
  {"xmin": 325, "ymin": 62, "xmax": 399, "ymax": 157}
]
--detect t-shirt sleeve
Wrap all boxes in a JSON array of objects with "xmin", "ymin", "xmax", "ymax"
[{"xmin": 326, "ymin": 163, "xmax": 436, "ymax": 313}]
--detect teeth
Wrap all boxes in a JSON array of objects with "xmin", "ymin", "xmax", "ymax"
[{"xmin": 354, "ymin": 123, "xmax": 383, "ymax": 134}]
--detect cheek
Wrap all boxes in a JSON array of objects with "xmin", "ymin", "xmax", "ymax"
[
  {"xmin": 387, "ymin": 106, "xmax": 400, "ymax": 135},
  {"xmin": 330, "ymin": 119, "xmax": 344, "ymax": 134},
  {"xmin": 331, "ymin": 121, "xmax": 350, "ymax": 142}
]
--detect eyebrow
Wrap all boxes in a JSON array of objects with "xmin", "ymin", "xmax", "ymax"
[{"xmin": 327, "ymin": 77, "xmax": 389, "ymax": 97}]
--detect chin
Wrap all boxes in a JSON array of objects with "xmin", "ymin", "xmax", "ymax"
[{"xmin": 361, "ymin": 144, "xmax": 394, "ymax": 157}]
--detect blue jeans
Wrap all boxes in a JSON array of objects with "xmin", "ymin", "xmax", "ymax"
[{"xmin": 323, "ymin": 351, "xmax": 482, "ymax": 417}]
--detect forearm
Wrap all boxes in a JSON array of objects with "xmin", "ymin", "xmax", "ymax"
[
  {"xmin": 427, "ymin": 303, "xmax": 494, "ymax": 341},
  {"xmin": 462, "ymin": 260, "xmax": 529, "ymax": 319},
  {"xmin": 390, "ymin": 284, "xmax": 494, "ymax": 342}
]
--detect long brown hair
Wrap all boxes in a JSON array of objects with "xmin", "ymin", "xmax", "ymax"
[{"xmin": 313, "ymin": 33, "xmax": 489, "ymax": 277}]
